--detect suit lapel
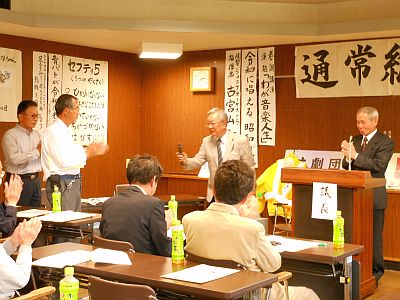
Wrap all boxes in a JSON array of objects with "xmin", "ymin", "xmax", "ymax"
[
  {"xmin": 224, "ymin": 132, "xmax": 234, "ymax": 161},
  {"xmin": 211, "ymin": 137, "xmax": 219, "ymax": 166},
  {"xmin": 364, "ymin": 131, "xmax": 381, "ymax": 153}
]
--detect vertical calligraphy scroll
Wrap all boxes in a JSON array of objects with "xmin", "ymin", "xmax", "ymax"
[
  {"xmin": 224, "ymin": 50, "xmax": 241, "ymax": 134},
  {"xmin": 47, "ymin": 54, "xmax": 63, "ymax": 126},
  {"xmin": 62, "ymin": 55, "xmax": 108, "ymax": 145},
  {"xmin": 241, "ymin": 49, "xmax": 258, "ymax": 167},
  {"xmin": 0, "ymin": 47, "xmax": 22, "ymax": 122},
  {"xmin": 258, "ymin": 47, "xmax": 276, "ymax": 146},
  {"xmin": 32, "ymin": 52, "xmax": 48, "ymax": 131}
]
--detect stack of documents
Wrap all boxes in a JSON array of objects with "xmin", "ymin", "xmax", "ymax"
[
  {"xmin": 17, "ymin": 209, "xmax": 96, "ymax": 222},
  {"xmin": 266, "ymin": 235, "xmax": 319, "ymax": 253},
  {"xmin": 33, "ymin": 248, "xmax": 132, "ymax": 268},
  {"xmin": 161, "ymin": 264, "xmax": 239, "ymax": 284}
]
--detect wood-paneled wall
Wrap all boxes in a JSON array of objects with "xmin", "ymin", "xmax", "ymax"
[
  {"xmin": 140, "ymin": 43, "xmax": 400, "ymax": 177},
  {"xmin": 1, "ymin": 34, "xmax": 399, "ymax": 198},
  {"xmin": 0, "ymin": 34, "xmax": 141, "ymax": 197}
]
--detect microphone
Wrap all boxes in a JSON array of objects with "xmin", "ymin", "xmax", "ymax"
[
  {"xmin": 177, "ymin": 143, "xmax": 183, "ymax": 154},
  {"xmin": 348, "ymin": 135, "xmax": 353, "ymax": 171}
]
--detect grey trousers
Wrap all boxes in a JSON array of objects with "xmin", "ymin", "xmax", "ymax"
[{"xmin": 46, "ymin": 178, "xmax": 82, "ymax": 211}]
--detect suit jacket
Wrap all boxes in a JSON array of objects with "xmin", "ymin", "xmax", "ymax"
[
  {"xmin": 342, "ymin": 131, "xmax": 394, "ymax": 209},
  {"xmin": 182, "ymin": 203, "xmax": 285, "ymax": 299},
  {"xmin": 185, "ymin": 131, "xmax": 255, "ymax": 201},
  {"xmin": 100, "ymin": 186, "xmax": 171, "ymax": 257},
  {"xmin": 0, "ymin": 204, "xmax": 17, "ymax": 237}
]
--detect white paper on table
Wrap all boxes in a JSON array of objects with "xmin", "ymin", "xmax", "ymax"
[
  {"xmin": 90, "ymin": 248, "xmax": 132, "ymax": 265},
  {"xmin": 81, "ymin": 197, "xmax": 110, "ymax": 206},
  {"xmin": 266, "ymin": 235, "xmax": 319, "ymax": 253},
  {"xmin": 37, "ymin": 211, "xmax": 96, "ymax": 222},
  {"xmin": 33, "ymin": 250, "xmax": 92, "ymax": 268},
  {"xmin": 161, "ymin": 264, "xmax": 239, "ymax": 284},
  {"xmin": 198, "ymin": 162, "xmax": 210, "ymax": 178},
  {"xmin": 17, "ymin": 209, "xmax": 52, "ymax": 218}
]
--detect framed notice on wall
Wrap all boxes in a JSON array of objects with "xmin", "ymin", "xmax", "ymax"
[{"xmin": 190, "ymin": 67, "xmax": 214, "ymax": 92}]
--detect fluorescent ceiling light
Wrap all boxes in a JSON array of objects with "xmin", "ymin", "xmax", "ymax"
[{"xmin": 139, "ymin": 42, "xmax": 183, "ymax": 59}]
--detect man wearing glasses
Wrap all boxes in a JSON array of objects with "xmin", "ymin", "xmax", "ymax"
[
  {"xmin": 177, "ymin": 107, "xmax": 255, "ymax": 202},
  {"xmin": 2, "ymin": 100, "xmax": 42, "ymax": 207}
]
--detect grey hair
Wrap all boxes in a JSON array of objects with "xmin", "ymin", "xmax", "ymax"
[
  {"xmin": 357, "ymin": 107, "xmax": 379, "ymax": 121},
  {"xmin": 207, "ymin": 107, "xmax": 228, "ymax": 122}
]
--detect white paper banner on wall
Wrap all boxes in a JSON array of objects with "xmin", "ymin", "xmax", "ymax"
[
  {"xmin": 62, "ymin": 55, "xmax": 108, "ymax": 145},
  {"xmin": 0, "ymin": 47, "xmax": 22, "ymax": 122},
  {"xmin": 47, "ymin": 54, "xmax": 63, "ymax": 126},
  {"xmin": 32, "ymin": 52, "xmax": 48, "ymax": 131},
  {"xmin": 258, "ymin": 47, "xmax": 276, "ymax": 146},
  {"xmin": 312, "ymin": 182, "xmax": 337, "ymax": 220},
  {"xmin": 295, "ymin": 38, "xmax": 400, "ymax": 98},
  {"xmin": 224, "ymin": 50, "xmax": 241, "ymax": 134},
  {"xmin": 241, "ymin": 49, "xmax": 258, "ymax": 167}
]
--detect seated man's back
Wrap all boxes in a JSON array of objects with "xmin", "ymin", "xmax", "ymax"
[
  {"xmin": 100, "ymin": 154, "xmax": 171, "ymax": 257},
  {"xmin": 183, "ymin": 160, "xmax": 319, "ymax": 300}
]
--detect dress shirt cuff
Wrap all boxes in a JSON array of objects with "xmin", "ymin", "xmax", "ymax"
[
  {"xmin": 3, "ymin": 238, "xmax": 17, "ymax": 255},
  {"xmin": 18, "ymin": 245, "xmax": 32, "ymax": 254}
]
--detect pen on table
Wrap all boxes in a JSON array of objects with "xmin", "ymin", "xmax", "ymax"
[{"xmin": 318, "ymin": 243, "xmax": 328, "ymax": 247}]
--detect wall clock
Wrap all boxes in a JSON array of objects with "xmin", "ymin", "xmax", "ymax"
[{"xmin": 190, "ymin": 67, "xmax": 215, "ymax": 92}]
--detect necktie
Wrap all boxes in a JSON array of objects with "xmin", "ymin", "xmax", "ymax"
[
  {"xmin": 361, "ymin": 136, "xmax": 368, "ymax": 152},
  {"xmin": 217, "ymin": 138, "xmax": 223, "ymax": 165}
]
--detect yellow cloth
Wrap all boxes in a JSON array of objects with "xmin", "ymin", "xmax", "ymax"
[{"xmin": 256, "ymin": 152, "xmax": 303, "ymax": 216}]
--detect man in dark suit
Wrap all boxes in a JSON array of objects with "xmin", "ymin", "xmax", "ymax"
[
  {"xmin": 100, "ymin": 154, "xmax": 171, "ymax": 256},
  {"xmin": 341, "ymin": 107, "xmax": 394, "ymax": 283}
]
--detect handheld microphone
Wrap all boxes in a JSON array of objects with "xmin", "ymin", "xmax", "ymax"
[
  {"xmin": 348, "ymin": 135, "xmax": 353, "ymax": 171},
  {"xmin": 177, "ymin": 143, "xmax": 183, "ymax": 154}
]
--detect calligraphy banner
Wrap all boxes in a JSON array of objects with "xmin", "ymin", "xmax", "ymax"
[
  {"xmin": 258, "ymin": 47, "xmax": 276, "ymax": 146},
  {"xmin": 62, "ymin": 55, "xmax": 108, "ymax": 145},
  {"xmin": 241, "ymin": 49, "xmax": 258, "ymax": 167},
  {"xmin": 295, "ymin": 38, "xmax": 400, "ymax": 98},
  {"xmin": 47, "ymin": 54, "xmax": 63, "ymax": 126},
  {"xmin": 0, "ymin": 47, "xmax": 22, "ymax": 122},
  {"xmin": 33, "ymin": 52, "xmax": 48, "ymax": 131},
  {"xmin": 224, "ymin": 50, "xmax": 241, "ymax": 134}
]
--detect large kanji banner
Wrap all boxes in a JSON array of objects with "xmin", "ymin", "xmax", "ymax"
[{"xmin": 295, "ymin": 38, "xmax": 400, "ymax": 98}]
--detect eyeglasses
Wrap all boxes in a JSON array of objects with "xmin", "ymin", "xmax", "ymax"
[
  {"xmin": 22, "ymin": 113, "xmax": 40, "ymax": 119},
  {"xmin": 206, "ymin": 121, "xmax": 223, "ymax": 128}
]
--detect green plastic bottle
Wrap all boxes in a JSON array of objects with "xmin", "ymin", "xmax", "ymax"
[
  {"xmin": 333, "ymin": 210, "xmax": 344, "ymax": 249},
  {"xmin": 60, "ymin": 266, "xmax": 79, "ymax": 300},
  {"xmin": 168, "ymin": 195, "xmax": 178, "ymax": 224},
  {"xmin": 171, "ymin": 220, "xmax": 185, "ymax": 264},
  {"xmin": 52, "ymin": 186, "xmax": 61, "ymax": 212}
]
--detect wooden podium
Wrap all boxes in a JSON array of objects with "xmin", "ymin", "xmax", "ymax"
[{"xmin": 281, "ymin": 168, "xmax": 385, "ymax": 299}]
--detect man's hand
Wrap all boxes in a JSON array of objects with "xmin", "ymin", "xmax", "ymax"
[
  {"xmin": 4, "ymin": 174, "xmax": 23, "ymax": 206},
  {"xmin": 176, "ymin": 152, "xmax": 188, "ymax": 165},
  {"xmin": 341, "ymin": 140, "xmax": 357, "ymax": 160},
  {"xmin": 20, "ymin": 218, "xmax": 42, "ymax": 246},
  {"xmin": 86, "ymin": 142, "xmax": 109, "ymax": 158},
  {"xmin": 239, "ymin": 195, "xmax": 260, "ymax": 219},
  {"xmin": 9, "ymin": 222, "xmax": 24, "ymax": 249}
]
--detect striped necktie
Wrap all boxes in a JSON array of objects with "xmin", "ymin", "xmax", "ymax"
[
  {"xmin": 217, "ymin": 138, "xmax": 223, "ymax": 165},
  {"xmin": 361, "ymin": 136, "xmax": 368, "ymax": 152}
]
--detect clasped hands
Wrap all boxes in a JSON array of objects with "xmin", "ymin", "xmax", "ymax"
[{"xmin": 341, "ymin": 139, "xmax": 357, "ymax": 161}]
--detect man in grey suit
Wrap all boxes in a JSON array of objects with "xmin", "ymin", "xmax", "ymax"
[
  {"xmin": 341, "ymin": 107, "xmax": 394, "ymax": 283},
  {"xmin": 100, "ymin": 154, "xmax": 172, "ymax": 257},
  {"xmin": 177, "ymin": 107, "xmax": 255, "ymax": 202}
]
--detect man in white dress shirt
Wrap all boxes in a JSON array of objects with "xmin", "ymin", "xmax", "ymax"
[
  {"xmin": 41, "ymin": 94, "xmax": 108, "ymax": 211},
  {"xmin": 2, "ymin": 100, "xmax": 42, "ymax": 207}
]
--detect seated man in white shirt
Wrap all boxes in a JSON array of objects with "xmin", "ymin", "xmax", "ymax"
[
  {"xmin": 183, "ymin": 160, "xmax": 319, "ymax": 300},
  {"xmin": 0, "ymin": 173, "xmax": 42, "ymax": 299}
]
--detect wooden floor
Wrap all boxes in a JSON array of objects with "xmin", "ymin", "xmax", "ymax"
[{"xmin": 365, "ymin": 270, "xmax": 400, "ymax": 299}]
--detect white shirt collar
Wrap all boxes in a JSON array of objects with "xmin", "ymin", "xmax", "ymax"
[
  {"xmin": 132, "ymin": 184, "xmax": 147, "ymax": 195},
  {"xmin": 364, "ymin": 129, "xmax": 377, "ymax": 142}
]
